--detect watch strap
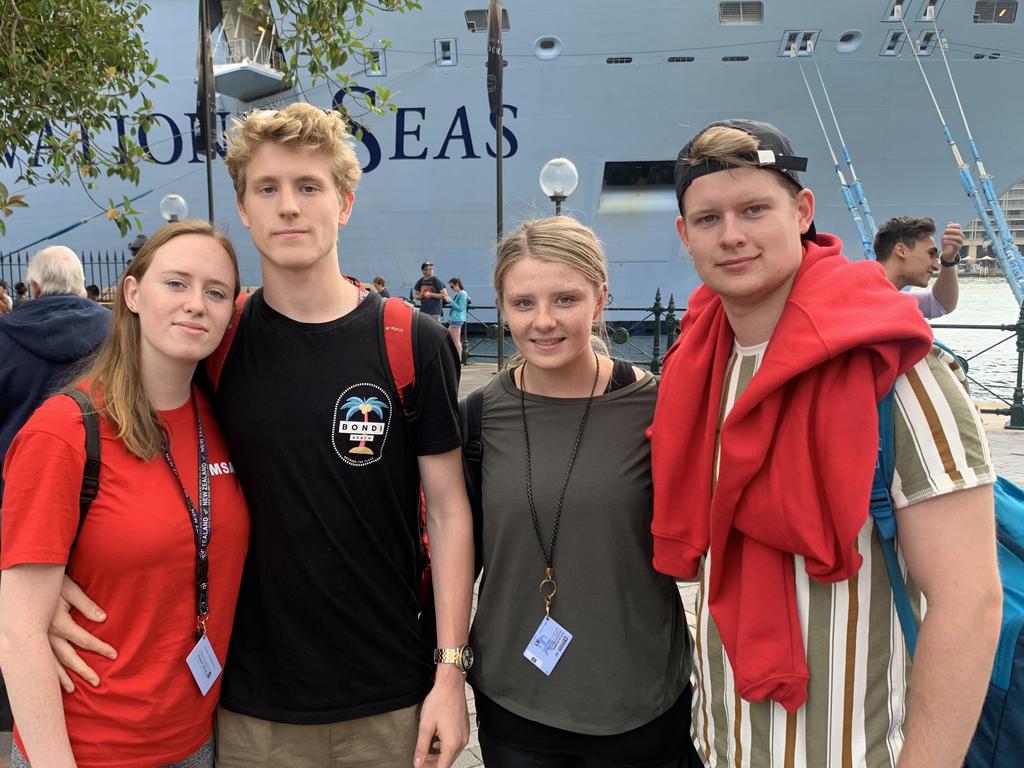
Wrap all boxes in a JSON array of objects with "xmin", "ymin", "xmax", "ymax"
[
  {"xmin": 433, "ymin": 648, "xmax": 463, "ymax": 665},
  {"xmin": 940, "ymin": 254, "xmax": 960, "ymax": 268}
]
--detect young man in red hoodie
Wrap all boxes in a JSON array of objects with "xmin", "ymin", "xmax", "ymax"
[{"xmin": 649, "ymin": 119, "xmax": 1001, "ymax": 768}]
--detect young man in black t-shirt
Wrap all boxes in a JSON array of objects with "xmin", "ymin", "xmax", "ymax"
[{"xmin": 50, "ymin": 104, "xmax": 475, "ymax": 768}]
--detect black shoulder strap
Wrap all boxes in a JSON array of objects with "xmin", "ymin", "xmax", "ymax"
[
  {"xmin": 459, "ymin": 387, "xmax": 485, "ymax": 577},
  {"xmin": 64, "ymin": 389, "xmax": 100, "ymax": 537}
]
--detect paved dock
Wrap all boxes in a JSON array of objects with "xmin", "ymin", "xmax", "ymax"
[{"xmin": 2, "ymin": 362, "xmax": 1020, "ymax": 768}]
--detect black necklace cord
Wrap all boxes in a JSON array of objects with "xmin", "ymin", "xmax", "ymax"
[{"xmin": 519, "ymin": 350, "xmax": 601, "ymax": 616}]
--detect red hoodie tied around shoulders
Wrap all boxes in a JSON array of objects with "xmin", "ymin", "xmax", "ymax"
[{"xmin": 648, "ymin": 234, "xmax": 934, "ymax": 713}]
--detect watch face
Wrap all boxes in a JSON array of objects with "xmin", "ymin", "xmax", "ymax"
[{"xmin": 461, "ymin": 646, "xmax": 475, "ymax": 671}]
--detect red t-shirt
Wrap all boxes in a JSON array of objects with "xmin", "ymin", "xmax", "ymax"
[{"xmin": 1, "ymin": 390, "xmax": 249, "ymax": 767}]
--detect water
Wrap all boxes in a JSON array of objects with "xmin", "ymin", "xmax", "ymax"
[
  {"xmin": 931, "ymin": 278, "xmax": 1021, "ymax": 403},
  {"xmin": 464, "ymin": 279, "xmax": 1022, "ymax": 403}
]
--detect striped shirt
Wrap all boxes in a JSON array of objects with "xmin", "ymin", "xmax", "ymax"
[{"xmin": 693, "ymin": 344, "xmax": 994, "ymax": 768}]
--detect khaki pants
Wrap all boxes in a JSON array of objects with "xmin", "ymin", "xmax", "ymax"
[{"xmin": 215, "ymin": 704, "xmax": 421, "ymax": 768}]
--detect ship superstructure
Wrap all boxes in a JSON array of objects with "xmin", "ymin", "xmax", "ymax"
[{"xmin": 2, "ymin": 0, "xmax": 1022, "ymax": 308}]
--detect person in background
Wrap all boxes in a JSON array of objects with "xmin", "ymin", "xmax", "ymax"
[
  {"xmin": 85, "ymin": 285, "xmax": 101, "ymax": 302},
  {"xmin": 874, "ymin": 217, "xmax": 964, "ymax": 319},
  {"xmin": 0, "ymin": 281, "xmax": 11, "ymax": 315},
  {"xmin": 447, "ymin": 277, "xmax": 468, "ymax": 362},
  {"xmin": 468, "ymin": 216, "xmax": 698, "ymax": 767},
  {"xmin": 12, "ymin": 283, "xmax": 29, "ymax": 311},
  {"xmin": 372, "ymin": 275, "xmax": 391, "ymax": 298},
  {"xmin": 0, "ymin": 246, "xmax": 110, "ymax": 467},
  {"xmin": 415, "ymin": 261, "xmax": 448, "ymax": 321},
  {"xmin": 0, "ymin": 220, "xmax": 249, "ymax": 768}
]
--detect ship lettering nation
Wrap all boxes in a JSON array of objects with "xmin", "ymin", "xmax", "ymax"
[{"xmin": 0, "ymin": 86, "xmax": 520, "ymax": 173}]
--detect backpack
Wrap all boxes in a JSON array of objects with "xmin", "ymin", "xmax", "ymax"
[
  {"xmin": 66, "ymin": 388, "xmax": 102, "ymax": 530},
  {"xmin": 872, "ymin": 347, "xmax": 1024, "ymax": 767},
  {"xmin": 458, "ymin": 388, "xmax": 485, "ymax": 578}
]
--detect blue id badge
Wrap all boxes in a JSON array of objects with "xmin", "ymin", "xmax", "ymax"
[
  {"xmin": 523, "ymin": 616, "xmax": 573, "ymax": 676},
  {"xmin": 186, "ymin": 634, "xmax": 222, "ymax": 695}
]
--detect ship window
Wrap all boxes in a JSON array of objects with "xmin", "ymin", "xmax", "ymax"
[
  {"xmin": 918, "ymin": 0, "xmax": 944, "ymax": 20},
  {"xmin": 836, "ymin": 29, "xmax": 864, "ymax": 53},
  {"xmin": 719, "ymin": 2, "xmax": 764, "ymax": 25},
  {"xmin": 722, "ymin": 55, "xmax": 750, "ymax": 61},
  {"xmin": 973, "ymin": 1, "xmax": 1017, "ymax": 22},
  {"xmin": 435, "ymin": 38, "xmax": 457, "ymax": 66},
  {"xmin": 534, "ymin": 36, "xmax": 563, "ymax": 60},
  {"xmin": 668, "ymin": 56, "xmax": 695, "ymax": 62},
  {"xmin": 603, "ymin": 161, "xmax": 676, "ymax": 188},
  {"xmin": 464, "ymin": 8, "xmax": 510, "ymax": 33},
  {"xmin": 606, "ymin": 56, "xmax": 633, "ymax": 64},
  {"xmin": 777, "ymin": 30, "xmax": 820, "ymax": 57},
  {"xmin": 880, "ymin": 30, "xmax": 906, "ymax": 55},
  {"xmin": 364, "ymin": 49, "xmax": 386, "ymax": 76},
  {"xmin": 883, "ymin": 0, "xmax": 913, "ymax": 22},
  {"xmin": 915, "ymin": 29, "xmax": 940, "ymax": 55}
]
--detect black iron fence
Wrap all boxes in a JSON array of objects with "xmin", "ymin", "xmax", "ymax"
[
  {"xmin": 448, "ymin": 289, "xmax": 1024, "ymax": 431},
  {"xmin": 933, "ymin": 305, "xmax": 1024, "ymax": 429},
  {"xmin": 0, "ymin": 250, "xmax": 130, "ymax": 294}
]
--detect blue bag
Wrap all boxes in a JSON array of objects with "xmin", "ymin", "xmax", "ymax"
[{"xmin": 872, "ymin": 386, "xmax": 1024, "ymax": 767}]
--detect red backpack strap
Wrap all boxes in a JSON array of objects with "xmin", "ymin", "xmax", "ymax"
[
  {"xmin": 382, "ymin": 296, "xmax": 417, "ymax": 411},
  {"xmin": 206, "ymin": 293, "xmax": 250, "ymax": 391}
]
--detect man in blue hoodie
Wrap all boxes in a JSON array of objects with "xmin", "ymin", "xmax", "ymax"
[{"xmin": 0, "ymin": 245, "xmax": 110, "ymax": 466}]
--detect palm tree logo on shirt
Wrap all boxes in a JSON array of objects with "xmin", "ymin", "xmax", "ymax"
[{"xmin": 342, "ymin": 396, "xmax": 388, "ymax": 456}]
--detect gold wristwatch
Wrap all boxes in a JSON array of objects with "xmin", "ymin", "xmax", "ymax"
[{"xmin": 433, "ymin": 645, "xmax": 474, "ymax": 673}]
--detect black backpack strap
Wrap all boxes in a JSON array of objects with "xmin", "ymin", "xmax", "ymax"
[
  {"xmin": 459, "ymin": 387, "xmax": 485, "ymax": 577},
  {"xmin": 64, "ymin": 389, "xmax": 100, "ymax": 537}
]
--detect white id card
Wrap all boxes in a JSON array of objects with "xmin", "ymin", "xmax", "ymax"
[
  {"xmin": 186, "ymin": 634, "xmax": 222, "ymax": 695},
  {"xmin": 523, "ymin": 616, "xmax": 573, "ymax": 676}
]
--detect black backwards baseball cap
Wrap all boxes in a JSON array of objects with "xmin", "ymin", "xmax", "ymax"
[{"xmin": 674, "ymin": 119, "xmax": 817, "ymax": 241}]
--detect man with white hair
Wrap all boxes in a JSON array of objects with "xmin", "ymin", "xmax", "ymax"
[{"xmin": 0, "ymin": 245, "xmax": 110, "ymax": 466}]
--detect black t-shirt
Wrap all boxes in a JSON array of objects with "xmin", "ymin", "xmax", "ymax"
[
  {"xmin": 214, "ymin": 290, "xmax": 461, "ymax": 724},
  {"xmin": 414, "ymin": 276, "xmax": 445, "ymax": 316}
]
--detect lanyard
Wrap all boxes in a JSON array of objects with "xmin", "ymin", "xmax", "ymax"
[
  {"xmin": 162, "ymin": 395, "xmax": 212, "ymax": 640},
  {"xmin": 519, "ymin": 351, "xmax": 600, "ymax": 617}
]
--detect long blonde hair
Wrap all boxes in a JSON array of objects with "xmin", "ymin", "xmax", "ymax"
[
  {"xmin": 69, "ymin": 221, "xmax": 240, "ymax": 459},
  {"xmin": 494, "ymin": 216, "xmax": 609, "ymax": 366}
]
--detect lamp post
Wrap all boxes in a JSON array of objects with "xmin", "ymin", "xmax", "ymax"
[
  {"xmin": 160, "ymin": 194, "xmax": 188, "ymax": 223},
  {"xmin": 539, "ymin": 157, "xmax": 579, "ymax": 215}
]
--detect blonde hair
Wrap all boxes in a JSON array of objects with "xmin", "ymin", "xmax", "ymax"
[
  {"xmin": 225, "ymin": 102, "xmax": 362, "ymax": 201},
  {"xmin": 494, "ymin": 217, "xmax": 609, "ymax": 365},
  {"xmin": 69, "ymin": 221, "xmax": 240, "ymax": 459}
]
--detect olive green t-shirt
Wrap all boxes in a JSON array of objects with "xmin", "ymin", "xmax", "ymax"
[{"xmin": 468, "ymin": 368, "xmax": 690, "ymax": 735}]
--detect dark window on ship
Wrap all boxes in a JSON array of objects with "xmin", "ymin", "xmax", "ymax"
[
  {"xmin": 603, "ymin": 161, "xmax": 676, "ymax": 188},
  {"xmin": 606, "ymin": 57, "xmax": 633, "ymax": 64},
  {"xmin": 365, "ymin": 49, "xmax": 386, "ymax": 76},
  {"xmin": 973, "ymin": 1, "xmax": 1017, "ymax": 22},
  {"xmin": 668, "ymin": 56, "xmax": 695, "ymax": 62},
  {"xmin": 719, "ymin": 1, "xmax": 764, "ymax": 24},
  {"xmin": 435, "ymin": 39, "xmax": 457, "ymax": 66},
  {"xmin": 464, "ymin": 8, "xmax": 510, "ymax": 32}
]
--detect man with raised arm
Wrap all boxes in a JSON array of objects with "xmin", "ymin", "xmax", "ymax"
[
  {"xmin": 874, "ymin": 215, "xmax": 965, "ymax": 318},
  {"xmin": 50, "ymin": 103, "xmax": 474, "ymax": 768},
  {"xmin": 649, "ymin": 119, "xmax": 1000, "ymax": 768}
]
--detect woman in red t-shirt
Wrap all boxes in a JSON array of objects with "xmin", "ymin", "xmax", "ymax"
[{"xmin": 0, "ymin": 221, "xmax": 250, "ymax": 768}]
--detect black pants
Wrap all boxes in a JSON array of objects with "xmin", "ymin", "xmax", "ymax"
[{"xmin": 476, "ymin": 686, "xmax": 703, "ymax": 768}]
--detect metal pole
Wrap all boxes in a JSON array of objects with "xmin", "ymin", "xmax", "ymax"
[
  {"xmin": 1008, "ymin": 303, "xmax": 1024, "ymax": 429},
  {"xmin": 666, "ymin": 294, "xmax": 678, "ymax": 348},
  {"xmin": 495, "ymin": 106, "xmax": 505, "ymax": 369},
  {"xmin": 200, "ymin": 0, "xmax": 216, "ymax": 224},
  {"xmin": 650, "ymin": 288, "xmax": 663, "ymax": 374}
]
